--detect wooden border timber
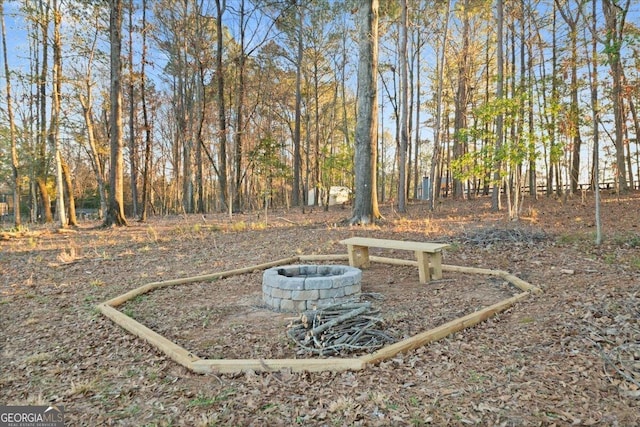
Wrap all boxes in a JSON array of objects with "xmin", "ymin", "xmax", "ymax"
[
  {"xmin": 97, "ymin": 252, "xmax": 541, "ymax": 374},
  {"xmin": 359, "ymin": 292, "xmax": 530, "ymax": 366},
  {"xmin": 367, "ymin": 257, "xmax": 543, "ymax": 295},
  {"xmin": 97, "ymin": 303, "xmax": 200, "ymax": 369},
  {"xmin": 192, "ymin": 358, "xmax": 363, "ymax": 374},
  {"xmin": 105, "ymin": 257, "xmax": 299, "ymax": 307},
  {"xmin": 298, "ymin": 254, "xmax": 349, "ymax": 262}
]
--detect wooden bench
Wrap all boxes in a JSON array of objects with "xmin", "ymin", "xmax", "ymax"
[{"xmin": 339, "ymin": 237, "xmax": 450, "ymax": 283}]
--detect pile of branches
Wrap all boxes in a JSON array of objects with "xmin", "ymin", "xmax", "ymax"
[
  {"xmin": 457, "ymin": 227, "xmax": 548, "ymax": 247},
  {"xmin": 287, "ymin": 300, "xmax": 396, "ymax": 356}
]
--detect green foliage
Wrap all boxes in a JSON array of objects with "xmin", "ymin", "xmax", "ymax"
[
  {"xmin": 321, "ymin": 143, "xmax": 353, "ymax": 185},
  {"xmin": 452, "ymin": 92, "xmax": 537, "ymax": 186},
  {"xmin": 249, "ymin": 136, "xmax": 291, "ymax": 181},
  {"xmin": 450, "ymin": 146, "xmax": 491, "ymax": 182}
]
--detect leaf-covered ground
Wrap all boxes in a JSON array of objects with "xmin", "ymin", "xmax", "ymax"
[{"xmin": 1, "ymin": 192, "xmax": 639, "ymax": 426}]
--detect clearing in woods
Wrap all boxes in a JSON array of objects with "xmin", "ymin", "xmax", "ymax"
[{"xmin": 1, "ymin": 193, "xmax": 639, "ymax": 426}]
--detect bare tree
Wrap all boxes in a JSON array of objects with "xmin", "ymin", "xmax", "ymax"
[
  {"xmin": 555, "ymin": 0, "xmax": 584, "ymax": 195},
  {"xmin": 76, "ymin": 17, "xmax": 108, "ymax": 220}
]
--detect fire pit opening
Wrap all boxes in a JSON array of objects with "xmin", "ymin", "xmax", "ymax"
[{"xmin": 262, "ymin": 265, "xmax": 362, "ymax": 312}]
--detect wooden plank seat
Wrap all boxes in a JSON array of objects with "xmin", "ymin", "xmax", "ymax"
[{"xmin": 339, "ymin": 237, "xmax": 450, "ymax": 283}]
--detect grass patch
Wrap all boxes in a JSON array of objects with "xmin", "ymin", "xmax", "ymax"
[
  {"xmin": 557, "ymin": 232, "xmax": 590, "ymax": 245},
  {"xmin": 611, "ymin": 232, "xmax": 640, "ymax": 248},
  {"xmin": 24, "ymin": 352, "xmax": 54, "ymax": 365},
  {"xmin": 131, "ymin": 295, "xmax": 148, "ymax": 304},
  {"xmin": 230, "ymin": 221, "xmax": 247, "ymax": 232},
  {"xmin": 121, "ymin": 307, "xmax": 136, "ymax": 318},
  {"xmin": 629, "ymin": 257, "xmax": 640, "ymax": 270},
  {"xmin": 408, "ymin": 396, "xmax": 421, "ymax": 407},
  {"xmin": 69, "ymin": 378, "xmax": 100, "ymax": 396},
  {"xmin": 188, "ymin": 389, "xmax": 236, "ymax": 408},
  {"xmin": 250, "ymin": 221, "xmax": 267, "ymax": 231}
]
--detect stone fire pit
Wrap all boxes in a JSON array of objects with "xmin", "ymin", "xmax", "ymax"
[{"xmin": 262, "ymin": 265, "xmax": 362, "ymax": 312}]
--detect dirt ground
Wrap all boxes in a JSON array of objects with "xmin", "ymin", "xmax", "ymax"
[{"xmin": 1, "ymin": 192, "xmax": 639, "ymax": 426}]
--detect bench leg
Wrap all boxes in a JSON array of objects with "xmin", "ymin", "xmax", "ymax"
[
  {"xmin": 415, "ymin": 251, "xmax": 431, "ymax": 283},
  {"xmin": 431, "ymin": 252, "xmax": 443, "ymax": 280},
  {"xmin": 347, "ymin": 245, "xmax": 370, "ymax": 268}
]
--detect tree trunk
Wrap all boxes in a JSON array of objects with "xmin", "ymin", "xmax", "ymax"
[
  {"xmin": 602, "ymin": 0, "xmax": 631, "ymax": 192},
  {"xmin": 128, "ymin": 0, "xmax": 138, "ymax": 217},
  {"xmin": 61, "ymin": 158, "xmax": 78, "ymax": 226},
  {"xmin": 139, "ymin": 0, "xmax": 152, "ymax": 222},
  {"xmin": 397, "ymin": 0, "xmax": 409, "ymax": 213},
  {"xmin": 555, "ymin": 0, "xmax": 583, "ymax": 194},
  {"xmin": 624, "ymin": 69, "xmax": 640, "ymax": 189},
  {"xmin": 350, "ymin": 0, "xmax": 380, "ymax": 224},
  {"xmin": 292, "ymin": 2, "xmax": 303, "ymax": 207},
  {"xmin": 105, "ymin": 0, "xmax": 128, "ymax": 227},
  {"xmin": 413, "ymin": 30, "xmax": 422, "ymax": 201},
  {"xmin": 36, "ymin": 0, "xmax": 52, "ymax": 223},
  {"xmin": 215, "ymin": 0, "xmax": 229, "ymax": 212},
  {"xmin": 429, "ymin": 0, "xmax": 450, "ymax": 210},
  {"xmin": 1, "ymin": 0, "xmax": 20, "ymax": 227},
  {"xmin": 80, "ymin": 86, "xmax": 107, "ymax": 220},
  {"xmin": 50, "ymin": 0, "xmax": 66, "ymax": 228},
  {"xmin": 591, "ymin": 0, "xmax": 602, "ymax": 244},
  {"xmin": 233, "ymin": 0, "xmax": 247, "ymax": 212},
  {"xmin": 453, "ymin": 0, "xmax": 470, "ymax": 199},
  {"xmin": 492, "ymin": 0, "xmax": 505, "ymax": 211}
]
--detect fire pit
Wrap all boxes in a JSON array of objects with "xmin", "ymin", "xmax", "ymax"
[{"xmin": 262, "ymin": 265, "xmax": 362, "ymax": 312}]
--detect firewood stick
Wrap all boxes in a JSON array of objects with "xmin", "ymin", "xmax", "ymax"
[{"xmin": 311, "ymin": 306, "xmax": 369, "ymax": 336}]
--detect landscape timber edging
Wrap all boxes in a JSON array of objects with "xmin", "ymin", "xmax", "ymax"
[{"xmin": 97, "ymin": 253, "xmax": 542, "ymax": 374}]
